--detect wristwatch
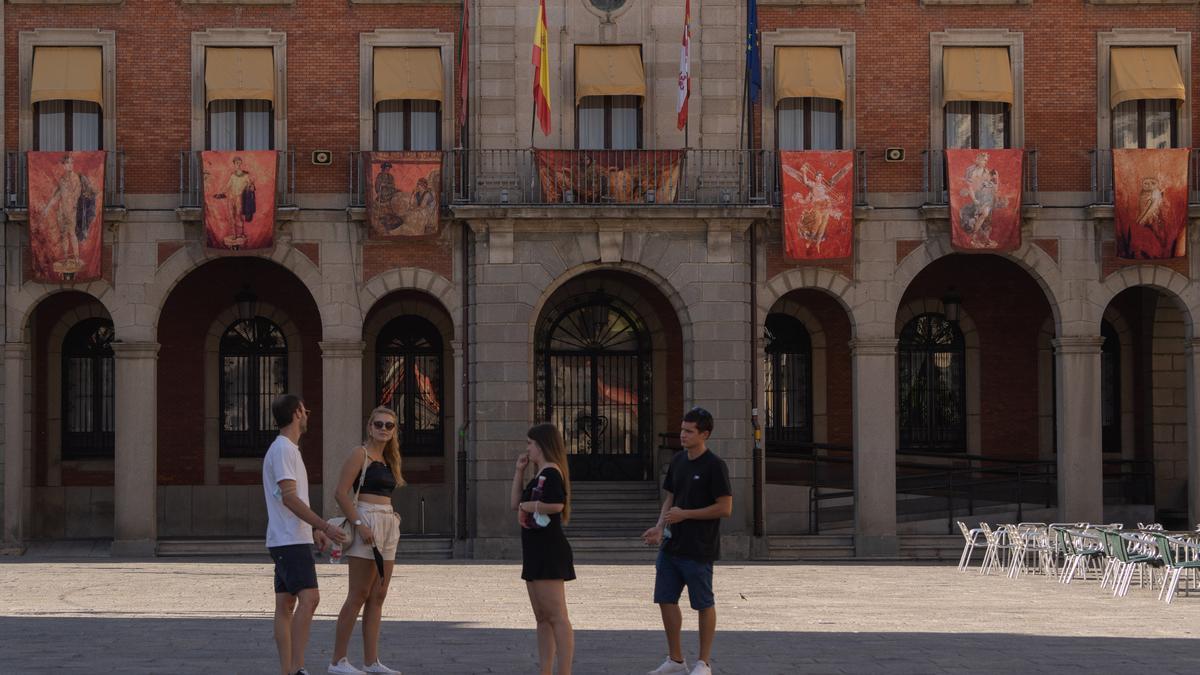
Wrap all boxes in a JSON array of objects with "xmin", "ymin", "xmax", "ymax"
[{"xmin": 353, "ymin": 519, "xmax": 363, "ymax": 526}]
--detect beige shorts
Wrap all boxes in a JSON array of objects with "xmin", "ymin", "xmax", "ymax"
[{"xmin": 344, "ymin": 502, "xmax": 401, "ymax": 561}]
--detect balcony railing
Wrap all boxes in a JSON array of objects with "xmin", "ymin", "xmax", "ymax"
[
  {"xmin": 922, "ymin": 148, "xmax": 1039, "ymax": 207},
  {"xmin": 1090, "ymin": 148, "xmax": 1200, "ymax": 206},
  {"xmin": 179, "ymin": 149, "xmax": 297, "ymax": 209},
  {"xmin": 348, "ymin": 151, "xmax": 458, "ymax": 209},
  {"xmin": 4, "ymin": 150, "xmax": 126, "ymax": 211}
]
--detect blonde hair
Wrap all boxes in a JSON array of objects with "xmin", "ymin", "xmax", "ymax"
[
  {"xmin": 367, "ymin": 406, "xmax": 406, "ymax": 487},
  {"xmin": 527, "ymin": 423, "xmax": 570, "ymax": 524}
]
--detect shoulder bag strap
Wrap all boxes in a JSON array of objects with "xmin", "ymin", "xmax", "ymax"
[{"xmin": 352, "ymin": 446, "xmax": 369, "ymax": 508}]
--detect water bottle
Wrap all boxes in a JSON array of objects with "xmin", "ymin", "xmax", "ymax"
[{"xmin": 329, "ymin": 542, "xmax": 343, "ymax": 564}]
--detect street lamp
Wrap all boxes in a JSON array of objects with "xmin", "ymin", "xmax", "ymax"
[
  {"xmin": 235, "ymin": 285, "xmax": 258, "ymax": 322},
  {"xmin": 941, "ymin": 288, "xmax": 962, "ymax": 324}
]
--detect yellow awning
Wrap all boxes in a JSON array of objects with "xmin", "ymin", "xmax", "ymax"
[
  {"xmin": 373, "ymin": 47, "xmax": 444, "ymax": 104},
  {"xmin": 205, "ymin": 47, "xmax": 275, "ymax": 105},
  {"xmin": 31, "ymin": 47, "xmax": 103, "ymax": 107},
  {"xmin": 943, "ymin": 46, "xmax": 1013, "ymax": 104},
  {"xmin": 1110, "ymin": 47, "xmax": 1185, "ymax": 109},
  {"xmin": 575, "ymin": 45, "xmax": 646, "ymax": 104},
  {"xmin": 775, "ymin": 47, "xmax": 845, "ymax": 103}
]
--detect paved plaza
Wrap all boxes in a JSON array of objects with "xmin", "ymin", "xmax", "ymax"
[{"xmin": 0, "ymin": 553, "xmax": 1197, "ymax": 674}]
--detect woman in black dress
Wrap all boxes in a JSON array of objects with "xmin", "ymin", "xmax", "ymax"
[{"xmin": 510, "ymin": 423, "xmax": 575, "ymax": 675}]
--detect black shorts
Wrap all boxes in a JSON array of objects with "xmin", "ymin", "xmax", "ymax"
[{"xmin": 269, "ymin": 544, "xmax": 318, "ymax": 595}]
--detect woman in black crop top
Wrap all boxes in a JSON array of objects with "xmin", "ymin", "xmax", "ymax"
[
  {"xmin": 510, "ymin": 423, "xmax": 575, "ymax": 675},
  {"xmin": 328, "ymin": 406, "xmax": 406, "ymax": 675}
]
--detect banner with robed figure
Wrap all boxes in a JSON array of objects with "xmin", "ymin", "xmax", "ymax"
[
  {"xmin": 28, "ymin": 150, "xmax": 106, "ymax": 282},
  {"xmin": 779, "ymin": 150, "xmax": 854, "ymax": 260},
  {"xmin": 201, "ymin": 150, "xmax": 277, "ymax": 250},
  {"xmin": 366, "ymin": 152, "xmax": 442, "ymax": 238},
  {"xmin": 1112, "ymin": 148, "xmax": 1189, "ymax": 260},
  {"xmin": 946, "ymin": 148, "xmax": 1023, "ymax": 252},
  {"xmin": 534, "ymin": 150, "xmax": 682, "ymax": 204}
]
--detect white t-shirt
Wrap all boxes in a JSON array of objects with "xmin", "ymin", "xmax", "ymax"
[{"xmin": 262, "ymin": 435, "xmax": 314, "ymax": 548}]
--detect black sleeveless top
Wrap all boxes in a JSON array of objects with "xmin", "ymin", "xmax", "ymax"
[{"xmin": 353, "ymin": 460, "xmax": 397, "ymax": 497}]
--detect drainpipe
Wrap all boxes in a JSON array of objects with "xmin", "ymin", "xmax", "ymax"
[
  {"xmin": 456, "ymin": 222, "xmax": 471, "ymax": 540},
  {"xmin": 750, "ymin": 221, "xmax": 763, "ymax": 537}
]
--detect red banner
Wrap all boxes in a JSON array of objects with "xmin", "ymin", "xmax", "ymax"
[
  {"xmin": 28, "ymin": 151, "xmax": 105, "ymax": 282},
  {"xmin": 1113, "ymin": 148, "xmax": 1189, "ymax": 260},
  {"xmin": 202, "ymin": 150, "xmax": 276, "ymax": 250},
  {"xmin": 780, "ymin": 150, "xmax": 853, "ymax": 259},
  {"xmin": 947, "ymin": 149, "xmax": 1023, "ymax": 252},
  {"xmin": 366, "ymin": 152, "xmax": 442, "ymax": 238},
  {"xmin": 534, "ymin": 150, "xmax": 682, "ymax": 204}
]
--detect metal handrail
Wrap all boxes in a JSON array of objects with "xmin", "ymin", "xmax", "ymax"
[
  {"xmin": 179, "ymin": 148, "xmax": 297, "ymax": 209},
  {"xmin": 4, "ymin": 149, "xmax": 126, "ymax": 210},
  {"xmin": 922, "ymin": 147, "xmax": 1040, "ymax": 206}
]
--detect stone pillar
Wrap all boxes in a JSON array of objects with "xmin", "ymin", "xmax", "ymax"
[
  {"xmin": 3, "ymin": 343, "xmax": 26, "ymax": 548},
  {"xmin": 1054, "ymin": 336, "xmax": 1104, "ymax": 523},
  {"xmin": 320, "ymin": 341, "xmax": 365, "ymax": 519},
  {"xmin": 450, "ymin": 339, "xmax": 467, "ymax": 542},
  {"xmin": 112, "ymin": 341, "xmax": 159, "ymax": 557},
  {"xmin": 850, "ymin": 338, "xmax": 898, "ymax": 556},
  {"xmin": 1185, "ymin": 338, "xmax": 1200, "ymax": 526}
]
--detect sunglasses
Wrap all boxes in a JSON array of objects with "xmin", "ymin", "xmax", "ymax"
[{"xmin": 372, "ymin": 420, "xmax": 396, "ymax": 431}]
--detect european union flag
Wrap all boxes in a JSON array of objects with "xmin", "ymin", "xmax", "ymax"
[{"xmin": 746, "ymin": 0, "xmax": 761, "ymax": 102}]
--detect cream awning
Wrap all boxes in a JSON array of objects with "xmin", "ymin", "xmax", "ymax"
[
  {"xmin": 1110, "ymin": 47, "xmax": 1185, "ymax": 109},
  {"xmin": 575, "ymin": 45, "xmax": 646, "ymax": 104},
  {"xmin": 943, "ymin": 46, "xmax": 1013, "ymax": 104},
  {"xmin": 373, "ymin": 47, "xmax": 445, "ymax": 104},
  {"xmin": 774, "ymin": 47, "xmax": 846, "ymax": 103},
  {"xmin": 31, "ymin": 46, "xmax": 103, "ymax": 107},
  {"xmin": 205, "ymin": 47, "xmax": 275, "ymax": 105}
]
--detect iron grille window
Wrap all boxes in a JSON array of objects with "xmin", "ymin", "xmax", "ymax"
[
  {"xmin": 777, "ymin": 97, "xmax": 842, "ymax": 151},
  {"xmin": 1101, "ymin": 320, "xmax": 1121, "ymax": 454},
  {"xmin": 375, "ymin": 316, "xmax": 444, "ymax": 458},
  {"xmin": 375, "ymin": 100, "xmax": 441, "ymax": 151},
  {"xmin": 1112, "ymin": 99, "xmax": 1177, "ymax": 149},
  {"xmin": 898, "ymin": 313, "xmax": 966, "ymax": 451},
  {"xmin": 219, "ymin": 317, "xmax": 287, "ymax": 458},
  {"xmin": 764, "ymin": 313, "xmax": 813, "ymax": 450},
  {"xmin": 61, "ymin": 318, "xmax": 115, "ymax": 459},
  {"xmin": 535, "ymin": 291, "xmax": 653, "ymax": 480},
  {"xmin": 207, "ymin": 99, "xmax": 273, "ymax": 150},
  {"xmin": 35, "ymin": 100, "xmax": 102, "ymax": 151}
]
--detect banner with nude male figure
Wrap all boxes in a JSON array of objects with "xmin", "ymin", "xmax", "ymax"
[
  {"xmin": 1112, "ymin": 148, "xmax": 1189, "ymax": 260},
  {"xmin": 201, "ymin": 150, "xmax": 277, "ymax": 250},
  {"xmin": 779, "ymin": 150, "xmax": 854, "ymax": 260},
  {"xmin": 946, "ymin": 148, "xmax": 1023, "ymax": 253},
  {"xmin": 28, "ymin": 151, "xmax": 106, "ymax": 282}
]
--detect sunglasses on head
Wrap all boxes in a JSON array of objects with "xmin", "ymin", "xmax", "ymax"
[{"xmin": 372, "ymin": 420, "xmax": 396, "ymax": 431}]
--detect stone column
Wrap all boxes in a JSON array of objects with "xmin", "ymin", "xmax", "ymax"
[
  {"xmin": 1185, "ymin": 338, "xmax": 1200, "ymax": 526},
  {"xmin": 450, "ymin": 339, "xmax": 466, "ymax": 542},
  {"xmin": 1054, "ymin": 336, "xmax": 1104, "ymax": 523},
  {"xmin": 320, "ymin": 341, "xmax": 364, "ymax": 519},
  {"xmin": 3, "ymin": 344, "xmax": 26, "ymax": 548},
  {"xmin": 850, "ymin": 338, "xmax": 898, "ymax": 557},
  {"xmin": 112, "ymin": 341, "xmax": 159, "ymax": 557}
]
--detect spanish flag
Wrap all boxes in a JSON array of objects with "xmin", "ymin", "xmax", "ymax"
[{"xmin": 532, "ymin": 0, "xmax": 552, "ymax": 136}]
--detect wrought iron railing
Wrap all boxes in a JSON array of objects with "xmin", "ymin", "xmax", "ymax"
[
  {"xmin": 1091, "ymin": 148, "xmax": 1200, "ymax": 206},
  {"xmin": 4, "ymin": 150, "xmax": 126, "ymax": 210},
  {"xmin": 348, "ymin": 150, "xmax": 458, "ymax": 208},
  {"xmin": 179, "ymin": 149, "xmax": 297, "ymax": 209},
  {"xmin": 922, "ymin": 148, "xmax": 1039, "ymax": 207},
  {"xmin": 764, "ymin": 148, "xmax": 869, "ymax": 208}
]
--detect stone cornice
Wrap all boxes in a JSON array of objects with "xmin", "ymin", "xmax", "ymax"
[
  {"xmin": 111, "ymin": 341, "xmax": 161, "ymax": 359},
  {"xmin": 849, "ymin": 338, "xmax": 898, "ymax": 356},
  {"xmin": 1052, "ymin": 336, "xmax": 1105, "ymax": 354},
  {"xmin": 319, "ymin": 340, "xmax": 366, "ymax": 358}
]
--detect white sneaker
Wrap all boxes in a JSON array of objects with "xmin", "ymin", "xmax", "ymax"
[
  {"xmin": 648, "ymin": 657, "xmax": 690, "ymax": 675},
  {"xmin": 327, "ymin": 658, "xmax": 366, "ymax": 675},
  {"xmin": 363, "ymin": 662, "xmax": 402, "ymax": 675},
  {"xmin": 689, "ymin": 661, "xmax": 712, "ymax": 675}
]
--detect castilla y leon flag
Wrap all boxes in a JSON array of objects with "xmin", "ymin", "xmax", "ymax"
[
  {"xmin": 779, "ymin": 150, "xmax": 854, "ymax": 260},
  {"xmin": 1112, "ymin": 148, "xmax": 1189, "ymax": 260},
  {"xmin": 532, "ymin": 0, "xmax": 552, "ymax": 136},
  {"xmin": 946, "ymin": 148, "xmax": 1023, "ymax": 253},
  {"xmin": 28, "ymin": 150, "xmax": 106, "ymax": 282},
  {"xmin": 456, "ymin": 0, "xmax": 470, "ymax": 131},
  {"xmin": 201, "ymin": 150, "xmax": 277, "ymax": 250},
  {"xmin": 676, "ymin": 0, "xmax": 691, "ymax": 131}
]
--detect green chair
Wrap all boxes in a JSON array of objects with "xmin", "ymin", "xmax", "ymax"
[{"xmin": 1152, "ymin": 533, "xmax": 1200, "ymax": 604}]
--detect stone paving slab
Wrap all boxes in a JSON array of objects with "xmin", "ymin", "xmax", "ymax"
[{"xmin": 0, "ymin": 557, "xmax": 1198, "ymax": 674}]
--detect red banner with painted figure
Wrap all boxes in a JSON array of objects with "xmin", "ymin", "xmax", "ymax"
[
  {"xmin": 780, "ymin": 150, "xmax": 854, "ymax": 259},
  {"xmin": 28, "ymin": 151, "xmax": 105, "ymax": 282},
  {"xmin": 947, "ymin": 149, "xmax": 1023, "ymax": 252},
  {"xmin": 202, "ymin": 150, "xmax": 276, "ymax": 250},
  {"xmin": 534, "ymin": 150, "xmax": 682, "ymax": 204},
  {"xmin": 366, "ymin": 152, "xmax": 442, "ymax": 238},
  {"xmin": 1113, "ymin": 148, "xmax": 1189, "ymax": 260}
]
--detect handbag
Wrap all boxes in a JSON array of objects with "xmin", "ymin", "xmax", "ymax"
[{"xmin": 325, "ymin": 448, "xmax": 370, "ymax": 558}]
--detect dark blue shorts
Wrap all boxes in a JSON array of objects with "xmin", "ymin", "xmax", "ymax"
[
  {"xmin": 653, "ymin": 550, "xmax": 715, "ymax": 610},
  {"xmin": 269, "ymin": 544, "xmax": 318, "ymax": 595}
]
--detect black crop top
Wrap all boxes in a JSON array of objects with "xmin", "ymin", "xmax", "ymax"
[{"xmin": 353, "ymin": 460, "xmax": 397, "ymax": 497}]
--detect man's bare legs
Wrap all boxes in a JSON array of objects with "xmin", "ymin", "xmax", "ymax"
[{"xmin": 658, "ymin": 602, "xmax": 684, "ymax": 663}]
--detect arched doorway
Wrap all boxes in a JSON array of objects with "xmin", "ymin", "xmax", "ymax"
[{"xmin": 898, "ymin": 313, "xmax": 967, "ymax": 452}]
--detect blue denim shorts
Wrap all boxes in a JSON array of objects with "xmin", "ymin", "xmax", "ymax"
[{"xmin": 653, "ymin": 550, "xmax": 715, "ymax": 610}]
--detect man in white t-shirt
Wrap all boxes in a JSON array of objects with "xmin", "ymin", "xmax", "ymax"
[{"xmin": 263, "ymin": 394, "xmax": 348, "ymax": 675}]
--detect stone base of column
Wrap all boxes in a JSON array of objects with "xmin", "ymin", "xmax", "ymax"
[
  {"xmin": 111, "ymin": 539, "xmax": 157, "ymax": 558},
  {"xmin": 854, "ymin": 534, "xmax": 899, "ymax": 557},
  {"xmin": 0, "ymin": 543, "xmax": 27, "ymax": 556}
]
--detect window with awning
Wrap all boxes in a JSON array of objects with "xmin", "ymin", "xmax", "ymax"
[
  {"xmin": 942, "ymin": 47, "xmax": 1012, "ymax": 149},
  {"xmin": 373, "ymin": 47, "xmax": 444, "ymax": 151},
  {"xmin": 774, "ymin": 46, "xmax": 845, "ymax": 150},
  {"xmin": 205, "ymin": 47, "xmax": 275, "ymax": 150},
  {"xmin": 32, "ymin": 46, "xmax": 103, "ymax": 151},
  {"xmin": 1110, "ymin": 47, "xmax": 1185, "ymax": 149},
  {"xmin": 574, "ymin": 45, "xmax": 645, "ymax": 150}
]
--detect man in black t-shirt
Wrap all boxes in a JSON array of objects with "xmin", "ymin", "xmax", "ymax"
[{"xmin": 641, "ymin": 407, "xmax": 733, "ymax": 675}]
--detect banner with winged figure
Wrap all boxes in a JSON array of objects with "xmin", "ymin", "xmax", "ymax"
[
  {"xmin": 779, "ymin": 150, "xmax": 854, "ymax": 260},
  {"xmin": 201, "ymin": 150, "xmax": 277, "ymax": 250},
  {"xmin": 1112, "ymin": 148, "xmax": 1188, "ymax": 260},
  {"xmin": 946, "ymin": 149, "xmax": 1023, "ymax": 252},
  {"xmin": 28, "ymin": 151, "xmax": 106, "ymax": 282}
]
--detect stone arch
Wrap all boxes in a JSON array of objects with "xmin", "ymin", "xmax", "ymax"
[
  {"xmin": 759, "ymin": 268, "xmax": 859, "ymax": 338},
  {"xmin": 764, "ymin": 295, "xmax": 830, "ymax": 445},
  {"xmin": 8, "ymin": 281, "xmax": 118, "ymax": 343},
  {"xmin": 1091, "ymin": 266, "xmax": 1198, "ymax": 339},
  {"xmin": 360, "ymin": 268, "xmax": 460, "ymax": 340}
]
